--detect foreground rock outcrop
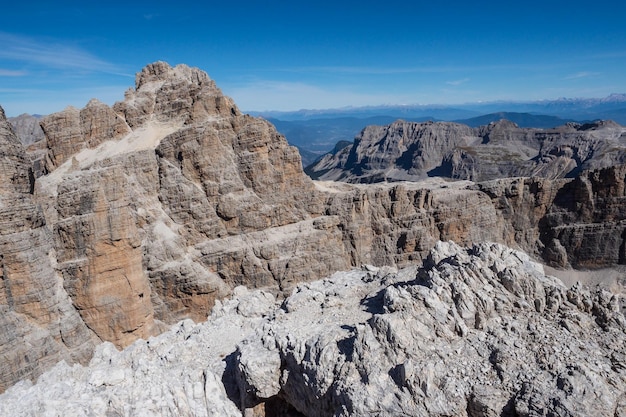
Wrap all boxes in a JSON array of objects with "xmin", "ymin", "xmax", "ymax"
[
  {"xmin": 308, "ymin": 119, "xmax": 626, "ymax": 183},
  {"xmin": 1, "ymin": 241, "xmax": 624, "ymax": 416},
  {"xmin": 1, "ymin": 62, "xmax": 626, "ymax": 392}
]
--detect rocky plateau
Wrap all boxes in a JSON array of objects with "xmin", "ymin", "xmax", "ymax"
[{"xmin": 0, "ymin": 62, "xmax": 625, "ymax": 414}]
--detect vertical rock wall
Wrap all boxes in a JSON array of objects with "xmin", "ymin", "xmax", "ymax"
[{"xmin": 0, "ymin": 106, "xmax": 99, "ymax": 392}]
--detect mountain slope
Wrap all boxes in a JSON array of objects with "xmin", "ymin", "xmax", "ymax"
[
  {"xmin": 454, "ymin": 111, "xmax": 574, "ymax": 128},
  {"xmin": 307, "ymin": 119, "xmax": 626, "ymax": 183},
  {"xmin": 7, "ymin": 113, "xmax": 45, "ymax": 145},
  {"xmin": 0, "ymin": 107, "xmax": 99, "ymax": 393},
  {"xmin": 268, "ymin": 115, "xmax": 434, "ymax": 165}
]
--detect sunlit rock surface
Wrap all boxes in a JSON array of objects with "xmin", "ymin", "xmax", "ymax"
[
  {"xmin": 1, "ymin": 242, "xmax": 624, "ymax": 417},
  {"xmin": 0, "ymin": 62, "xmax": 625, "ymax": 393}
]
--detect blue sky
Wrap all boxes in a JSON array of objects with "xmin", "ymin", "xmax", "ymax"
[{"xmin": 1, "ymin": 1, "xmax": 625, "ymax": 116}]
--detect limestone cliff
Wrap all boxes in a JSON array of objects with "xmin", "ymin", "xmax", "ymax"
[
  {"xmin": 32, "ymin": 62, "xmax": 342, "ymax": 351},
  {"xmin": 0, "ymin": 106, "xmax": 99, "ymax": 392},
  {"xmin": 308, "ymin": 119, "xmax": 626, "ymax": 182},
  {"xmin": 476, "ymin": 164, "xmax": 626, "ymax": 269}
]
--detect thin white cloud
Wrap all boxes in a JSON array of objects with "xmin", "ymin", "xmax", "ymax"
[
  {"xmin": 281, "ymin": 66, "xmax": 434, "ymax": 75},
  {"xmin": 224, "ymin": 78, "xmax": 611, "ymax": 111},
  {"xmin": 0, "ymin": 69, "xmax": 27, "ymax": 77},
  {"xmin": 587, "ymin": 51, "xmax": 626, "ymax": 60},
  {"xmin": 269, "ymin": 63, "xmax": 561, "ymax": 75},
  {"xmin": 446, "ymin": 78, "xmax": 470, "ymax": 86},
  {"xmin": 223, "ymin": 80, "xmax": 417, "ymax": 111},
  {"xmin": 0, "ymin": 87, "xmax": 40, "ymax": 93},
  {"xmin": 564, "ymin": 71, "xmax": 600, "ymax": 80},
  {"xmin": 0, "ymin": 32, "xmax": 124, "ymax": 75}
]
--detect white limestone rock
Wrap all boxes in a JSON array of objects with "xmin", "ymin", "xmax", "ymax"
[
  {"xmin": 0, "ymin": 288, "xmax": 277, "ymax": 417},
  {"xmin": 235, "ymin": 241, "xmax": 626, "ymax": 417},
  {"xmin": 1, "ymin": 241, "xmax": 624, "ymax": 417}
]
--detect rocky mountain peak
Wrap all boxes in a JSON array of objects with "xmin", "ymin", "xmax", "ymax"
[
  {"xmin": 85, "ymin": 98, "xmax": 104, "ymax": 108},
  {"xmin": 5, "ymin": 61, "xmax": 319, "ymax": 370},
  {"xmin": 135, "ymin": 61, "xmax": 212, "ymax": 90},
  {"xmin": 38, "ymin": 62, "xmax": 242, "ymax": 173},
  {"xmin": 6, "ymin": 112, "xmax": 45, "ymax": 146},
  {"xmin": 309, "ymin": 118, "xmax": 626, "ymax": 182},
  {"xmin": 486, "ymin": 118, "xmax": 519, "ymax": 129},
  {"xmin": 114, "ymin": 61, "xmax": 239, "ymax": 129},
  {"xmin": 578, "ymin": 119, "xmax": 622, "ymax": 130}
]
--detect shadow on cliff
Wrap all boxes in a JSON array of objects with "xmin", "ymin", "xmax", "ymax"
[
  {"xmin": 221, "ymin": 349, "xmax": 307, "ymax": 416},
  {"xmin": 221, "ymin": 351, "xmax": 240, "ymax": 408}
]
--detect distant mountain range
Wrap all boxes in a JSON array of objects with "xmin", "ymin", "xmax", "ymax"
[
  {"xmin": 251, "ymin": 94, "xmax": 626, "ymax": 122},
  {"xmin": 252, "ymin": 94, "xmax": 626, "ymax": 166}
]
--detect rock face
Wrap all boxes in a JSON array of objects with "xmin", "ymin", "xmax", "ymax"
[
  {"xmin": 1, "ymin": 241, "xmax": 624, "ymax": 417},
  {"xmin": 15, "ymin": 62, "xmax": 349, "ymax": 357},
  {"xmin": 1, "ymin": 61, "xmax": 626, "ymax": 393},
  {"xmin": 475, "ymin": 163, "xmax": 626, "ymax": 269},
  {"xmin": 318, "ymin": 179, "xmax": 499, "ymax": 267},
  {"xmin": 40, "ymin": 99, "xmax": 131, "ymax": 172},
  {"xmin": 308, "ymin": 119, "xmax": 626, "ymax": 183},
  {"xmin": 540, "ymin": 164, "xmax": 626, "ymax": 268},
  {"xmin": 0, "ymin": 106, "xmax": 99, "ymax": 393},
  {"xmin": 7, "ymin": 113, "xmax": 45, "ymax": 146}
]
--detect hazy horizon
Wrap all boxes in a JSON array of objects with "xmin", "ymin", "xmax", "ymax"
[{"xmin": 1, "ymin": 1, "xmax": 625, "ymax": 117}]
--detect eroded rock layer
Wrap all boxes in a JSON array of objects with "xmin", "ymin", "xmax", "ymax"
[
  {"xmin": 1, "ymin": 242, "xmax": 624, "ymax": 417},
  {"xmin": 0, "ymin": 107, "xmax": 99, "ymax": 393}
]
